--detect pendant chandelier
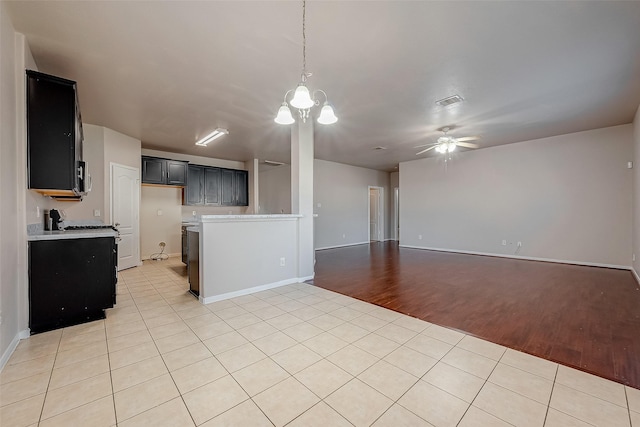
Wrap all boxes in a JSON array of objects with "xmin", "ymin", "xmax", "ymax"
[{"xmin": 274, "ymin": 0, "xmax": 338, "ymax": 125}]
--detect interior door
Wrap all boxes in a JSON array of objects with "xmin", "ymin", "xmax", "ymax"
[
  {"xmin": 111, "ymin": 163, "xmax": 140, "ymax": 270},
  {"xmin": 369, "ymin": 188, "xmax": 379, "ymax": 241}
]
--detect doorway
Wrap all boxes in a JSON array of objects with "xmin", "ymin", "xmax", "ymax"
[
  {"xmin": 368, "ymin": 186, "xmax": 384, "ymax": 242},
  {"xmin": 394, "ymin": 187, "xmax": 399, "ymax": 241},
  {"xmin": 111, "ymin": 163, "xmax": 140, "ymax": 271}
]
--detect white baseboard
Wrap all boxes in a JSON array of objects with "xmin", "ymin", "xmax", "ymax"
[
  {"xmin": 316, "ymin": 241, "xmax": 369, "ymax": 251},
  {"xmin": 399, "ymin": 244, "xmax": 631, "ymax": 271},
  {"xmin": 0, "ymin": 329, "xmax": 30, "ymax": 372},
  {"xmin": 632, "ymin": 267, "xmax": 640, "ymax": 285},
  {"xmin": 201, "ymin": 277, "xmax": 311, "ymax": 304}
]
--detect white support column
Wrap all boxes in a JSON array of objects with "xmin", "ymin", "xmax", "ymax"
[{"xmin": 291, "ymin": 119, "xmax": 315, "ymax": 280}]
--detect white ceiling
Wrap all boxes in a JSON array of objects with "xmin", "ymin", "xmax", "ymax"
[{"xmin": 6, "ymin": 1, "xmax": 640, "ymax": 171}]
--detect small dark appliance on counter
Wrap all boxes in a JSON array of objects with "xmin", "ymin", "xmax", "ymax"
[{"xmin": 49, "ymin": 209, "xmax": 63, "ymax": 231}]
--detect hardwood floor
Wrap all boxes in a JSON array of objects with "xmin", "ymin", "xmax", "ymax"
[{"xmin": 312, "ymin": 241, "xmax": 640, "ymax": 389}]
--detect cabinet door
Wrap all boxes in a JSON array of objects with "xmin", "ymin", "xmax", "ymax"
[
  {"xmin": 141, "ymin": 157, "xmax": 166, "ymax": 184},
  {"xmin": 29, "ymin": 237, "xmax": 116, "ymax": 334},
  {"xmin": 204, "ymin": 167, "xmax": 222, "ymax": 205},
  {"xmin": 27, "ymin": 71, "xmax": 77, "ymax": 190},
  {"xmin": 167, "ymin": 160, "xmax": 188, "ymax": 186},
  {"xmin": 220, "ymin": 169, "xmax": 235, "ymax": 205},
  {"xmin": 186, "ymin": 165, "xmax": 204, "ymax": 205},
  {"xmin": 235, "ymin": 170, "xmax": 249, "ymax": 206}
]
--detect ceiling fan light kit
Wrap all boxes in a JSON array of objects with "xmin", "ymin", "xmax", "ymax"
[
  {"xmin": 274, "ymin": 0, "xmax": 337, "ymax": 126},
  {"xmin": 415, "ymin": 126, "xmax": 479, "ymax": 157}
]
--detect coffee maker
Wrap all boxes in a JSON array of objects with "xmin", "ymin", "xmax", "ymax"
[{"xmin": 49, "ymin": 209, "xmax": 63, "ymax": 231}]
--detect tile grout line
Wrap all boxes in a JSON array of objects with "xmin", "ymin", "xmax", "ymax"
[{"xmin": 36, "ymin": 330, "xmax": 62, "ymax": 425}]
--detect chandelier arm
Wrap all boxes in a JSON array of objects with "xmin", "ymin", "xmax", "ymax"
[
  {"xmin": 282, "ymin": 89, "xmax": 293, "ymax": 103},
  {"xmin": 312, "ymin": 89, "xmax": 329, "ymax": 105}
]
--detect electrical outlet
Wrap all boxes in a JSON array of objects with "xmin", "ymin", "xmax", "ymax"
[
  {"xmin": 280, "ymin": 257, "xmax": 285, "ymax": 266},
  {"xmin": 192, "ymin": 211, "xmax": 197, "ymax": 216},
  {"xmin": 93, "ymin": 209, "xmax": 100, "ymax": 217},
  {"xmin": 502, "ymin": 240, "xmax": 507, "ymax": 246},
  {"xmin": 342, "ymin": 234, "xmax": 346, "ymax": 239},
  {"xmin": 517, "ymin": 241, "xmax": 522, "ymax": 247},
  {"xmin": 418, "ymin": 234, "xmax": 422, "ymax": 240},
  {"xmin": 157, "ymin": 209, "xmax": 163, "ymax": 216},
  {"xmin": 36, "ymin": 206, "xmax": 40, "ymax": 218}
]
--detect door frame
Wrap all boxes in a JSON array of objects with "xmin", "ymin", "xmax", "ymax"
[
  {"xmin": 394, "ymin": 187, "xmax": 399, "ymax": 241},
  {"xmin": 110, "ymin": 162, "xmax": 141, "ymax": 270},
  {"xmin": 368, "ymin": 186, "xmax": 384, "ymax": 242}
]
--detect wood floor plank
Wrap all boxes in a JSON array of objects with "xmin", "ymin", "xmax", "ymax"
[{"xmin": 313, "ymin": 241, "xmax": 640, "ymax": 388}]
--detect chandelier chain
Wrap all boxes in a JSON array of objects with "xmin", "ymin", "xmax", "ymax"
[{"xmin": 302, "ymin": 0, "xmax": 306, "ymax": 75}]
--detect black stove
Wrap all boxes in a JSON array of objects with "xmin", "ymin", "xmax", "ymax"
[{"xmin": 64, "ymin": 225, "xmax": 118, "ymax": 231}]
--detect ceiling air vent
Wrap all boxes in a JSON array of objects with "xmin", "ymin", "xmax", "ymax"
[
  {"xmin": 435, "ymin": 95, "xmax": 464, "ymax": 107},
  {"xmin": 263, "ymin": 160, "xmax": 286, "ymax": 166}
]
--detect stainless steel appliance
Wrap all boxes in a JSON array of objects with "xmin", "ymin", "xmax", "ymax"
[
  {"xmin": 181, "ymin": 225, "xmax": 188, "ymax": 264},
  {"xmin": 188, "ymin": 230, "xmax": 199, "ymax": 297}
]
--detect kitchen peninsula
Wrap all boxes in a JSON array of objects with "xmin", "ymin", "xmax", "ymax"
[{"xmin": 193, "ymin": 214, "xmax": 309, "ymax": 303}]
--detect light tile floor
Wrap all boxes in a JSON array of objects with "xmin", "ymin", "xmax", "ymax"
[{"xmin": 2, "ymin": 257, "xmax": 639, "ymax": 426}]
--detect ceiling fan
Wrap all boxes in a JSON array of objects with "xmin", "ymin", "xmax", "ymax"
[{"xmin": 416, "ymin": 127, "xmax": 479, "ymax": 156}]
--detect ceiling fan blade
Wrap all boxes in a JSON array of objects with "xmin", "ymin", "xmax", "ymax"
[
  {"xmin": 456, "ymin": 142, "xmax": 479, "ymax": 149},
  {"xmin": 416, "ymin": 145, "xmax": 438, "ymax": 155},
  {"xmin": 414, "ymin": 142, "xmax": 436, "ymax": 148},
  {"xmin": 456, "ymin": 136, "xmax": 479, "ymax": 142}
]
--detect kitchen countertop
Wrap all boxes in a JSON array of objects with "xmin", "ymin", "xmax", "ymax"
[
  {"xmin": 27, "ymin": 228, "xmax": 118, "ymax": 241},
  {"xmin": 200, "ymin": 214, "xmax": 303, "ymax": 222}
]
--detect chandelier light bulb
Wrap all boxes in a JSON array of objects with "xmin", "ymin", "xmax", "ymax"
[
  {"xmin": 290, "ymin": 84, "xmax": 315, "ymax": 109},
  {"xmin": 317, "ymin": 102, "xmax": 338, "ymax": 125},
  {"xmin": 448, "ymin": 142, "xmax": 457, "ymax": 152},
  {"xmin": 274, "ymin": 103, "xmax": 295, "ymax": 125}
]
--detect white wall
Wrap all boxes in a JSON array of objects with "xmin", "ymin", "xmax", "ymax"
[
  {"xmin": 200, "ymin": 217, "xmax": 299, "ymax": 301},
  {"xmin": 259, "ymin": 164, "xmax": 291, "ymax": 214},
  {"xmin": 633, "ymin": 105, "xmax": 640, "ymax": 277},
  {"xmin": 314, "ymin": 159, "xmax": 391, "ymax": 249},
  {"xmin": 400, "ymin": 124, "xmax": 634, "ymax": 267},
  {"xmin": 104, "ymin": 127, "xmax": 141, "ymax": 224},
  {"xmin": 1, "ymin": 8, "xmax": 32, "ymax": 366},
  {"xmin": 140, "ymin": 186, "xmax": 182, "ymax": 259}
]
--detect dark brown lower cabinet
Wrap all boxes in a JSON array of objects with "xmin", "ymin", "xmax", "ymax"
[{"xmin": 29, "ymin": 237, "xmax": 117, "ymax": 334}]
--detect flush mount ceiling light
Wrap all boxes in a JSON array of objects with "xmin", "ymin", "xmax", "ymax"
[
  {"xmin": 195, "ymin": 128, "xmax": 229, "ymax": 146},
  {"xmin": 274, "ymin": 0, "xmax": 338, "ymax": 126}
]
